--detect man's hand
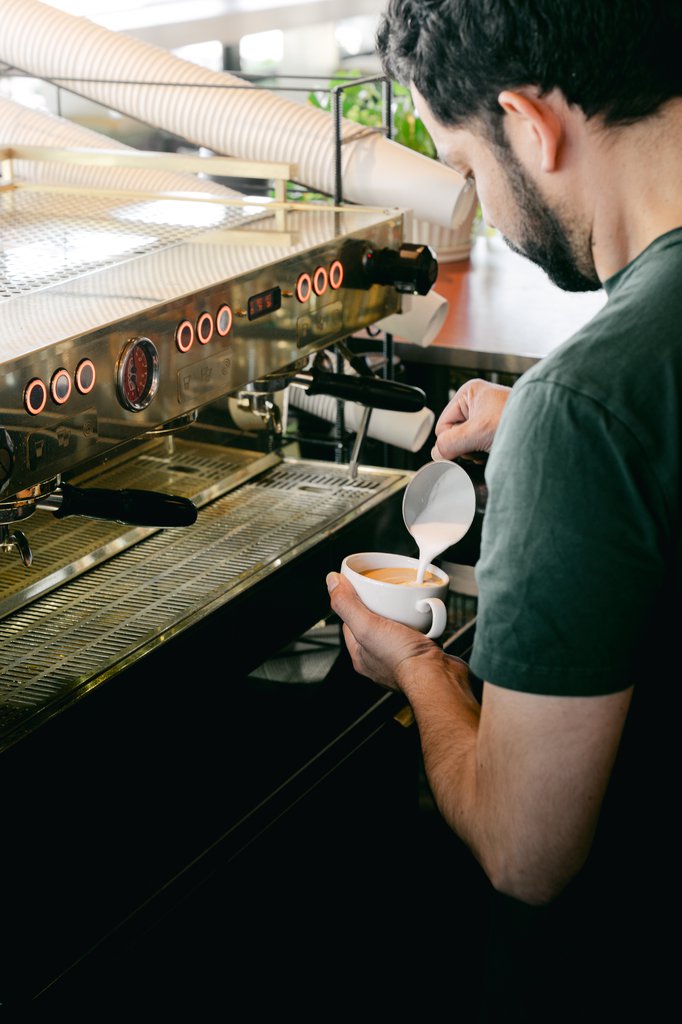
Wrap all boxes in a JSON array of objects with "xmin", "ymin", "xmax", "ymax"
[
  {"xmin": 326, "ymin": 571, "xmax": 441, "ymax": 690},
  {"xmin": 432, "ymin": 378, "xmax": 512, "ymax": 461}
]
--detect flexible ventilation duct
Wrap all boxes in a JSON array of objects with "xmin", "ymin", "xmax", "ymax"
[
  {"xmin": 0, "ymin": 94, "xmax": 243, "ymax": 199},
  {"xmin": 1, "ymin": 0, "xmax": 475, "ymax": 231}
]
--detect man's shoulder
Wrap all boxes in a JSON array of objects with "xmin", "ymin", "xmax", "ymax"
[{"xmin": 512, "ymin": 238, "xmax": 682, "ymax": 420}]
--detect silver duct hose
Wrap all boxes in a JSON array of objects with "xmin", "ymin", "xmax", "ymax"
[
  {"xmin": 0, "ymin": 94, "xmax": 244, "ymax": 198},
  {"xmin": 1, "ymin": 0, "xmax": 474, "ymax": 230}
]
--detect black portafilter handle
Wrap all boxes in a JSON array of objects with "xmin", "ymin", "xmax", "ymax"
[
  {"xmin": 294, "ymin": 369, "xmax": 426, "ymax": 412},
  {"xmin": 50, "ymin": 483, "xmax": 198, "ymax": 527}
]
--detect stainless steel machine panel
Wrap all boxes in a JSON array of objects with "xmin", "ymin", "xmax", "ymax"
[
  {"xmin": 1, "ymin": 182, "xmax": 404, "ymax": 497},
  {"xmin": 0, "ymin": 107, "xmax": 441, "ymax": 1013}
]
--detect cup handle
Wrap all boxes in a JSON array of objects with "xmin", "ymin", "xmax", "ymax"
[{"xmin": 417, "ymin": 597, "xmax": 447, "ymax": 640}]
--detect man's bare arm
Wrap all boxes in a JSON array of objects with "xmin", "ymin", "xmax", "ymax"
[
  {"xmin": 399, "ymin": 657, "xmax": 632, "ymax": 904},
  {"xmin": 328, "ymin": 572, "xmax": 632, "ymax": 905}
]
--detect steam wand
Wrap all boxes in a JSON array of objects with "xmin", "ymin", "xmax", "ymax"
[
  {"xmin": 333, "ymin": 339, "xmax": 381, "ymax": 481},
  {"xmin": 348, "ymin": 406, "xmax": 373, "ymax": 481}
]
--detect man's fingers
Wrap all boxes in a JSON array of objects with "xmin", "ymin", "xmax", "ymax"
[
  {"xmin": 432, "ymin": 424, "xmax": 473, "ymax": 461},
  {"xmin": 327, "ymin": 572, "xmax": 375, "ymax": 634}
]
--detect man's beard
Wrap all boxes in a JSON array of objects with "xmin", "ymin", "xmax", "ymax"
[{"xmin": 499, "ymin": 146, "xmax": 601, "ymax": 293}]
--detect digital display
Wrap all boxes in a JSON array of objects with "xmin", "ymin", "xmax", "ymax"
[{"xmin": 247, "ymin": 286, "xmax": 282, "ymax": 321}]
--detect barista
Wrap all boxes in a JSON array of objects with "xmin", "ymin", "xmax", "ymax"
[{"xmin": 327, "ymin": 1, "xmax": 682, "ymax": 1021}]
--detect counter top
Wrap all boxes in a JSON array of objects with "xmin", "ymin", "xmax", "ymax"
[{"xmin": 396, "ymin": 231, "xmax": 607, "ymax": 375}]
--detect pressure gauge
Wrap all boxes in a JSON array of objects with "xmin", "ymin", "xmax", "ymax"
[{"xmin": 117, "ymin": 337, "xmax": 160, "ymax": 411}]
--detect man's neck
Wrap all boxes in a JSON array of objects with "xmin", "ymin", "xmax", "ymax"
[{"xmin": 589, "ymin": 99, "xmax": 682, "ymax": 280}]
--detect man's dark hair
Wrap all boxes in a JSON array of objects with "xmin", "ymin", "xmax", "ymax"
[{"xmin": 376, "ymin": 0, "xmax": 682, "ymax": 134}]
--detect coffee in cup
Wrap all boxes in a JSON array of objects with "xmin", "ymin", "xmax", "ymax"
[{"xmin": 359, "ymin": 566, "xmax": 441, "ymax": 586}]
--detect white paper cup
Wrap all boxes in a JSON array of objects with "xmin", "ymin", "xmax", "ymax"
[
  {"xmin": 340, "ymin": 551, "xmax": 449, "ymax": 639},
  {"xmin": 375, "ymin": 290, "xmax": 449, "ymax": 348}
]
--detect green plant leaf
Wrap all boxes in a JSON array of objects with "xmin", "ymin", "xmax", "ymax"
[{"xmin": 307, "ymin": 70, "xmax": 437, "ymax": 157}]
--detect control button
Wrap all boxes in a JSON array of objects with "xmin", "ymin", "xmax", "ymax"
[
  {"xmin": 295, "ymin": 272, "xmax": 312, "ymax": 303},
  {"xmin": 24, "ymin": 378, "xmax": 48, "ymax": 416},
  {"xmin": 329, "ymin": 259, "xmax": 344, "ymax": 289},
  {"xmin": 216, "ymin": 303, "xmax": 233, "ymax": 337},
  {"xmin": 50, "ymin": 368, "xmax": 72, "ymax": 405},
  {"xmin": 75, "ymin": 358, "xmax": 96, "ymax": 395},
  {"xmin": 175, "ymin": 320, "xmax": 194, "ymax": 353},
  {"xmin": 197, "ymin": 312, "xmax": 214, "ymax": 345},
  {"xmin": 313, "ymin": 266, "xmax": 328, "ymax": 296}
]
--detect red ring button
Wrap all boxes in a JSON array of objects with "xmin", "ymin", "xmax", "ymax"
[
  {"xmin": 295, "ymin": 272, "xmax": 312, "ymax": 303},
  {"xmin": 50, "ymin": 368, "xmax": 72, "ymax": 405},
  {"xmin": 175, "ymin": 319, "xmax": 194, "ymax": 352},
  {"xmin": 197, "ymin": 312, "xmax": 214, "ymax": 345},
  {"xmin": 216, "ymin": 303, "xmax": 233, "ymax": 337},
  {"xmin": 329, "ymin": 259, "xmax": 344, "ymax": 289},
  {"xmin": 24, "ymin": 378, "xmax": 48, "ymax": 415},
  {"xmin": 75, "ymin": 358, "xmax": 96, "ymax": 395},
  {"xmin": 313, "ymin": 266, "xmax": 328, "ymax": 296}
]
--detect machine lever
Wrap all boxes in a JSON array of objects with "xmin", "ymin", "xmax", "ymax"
[{"xmin": 40, "ymin": 484, "xmax": 198, "ymax": 527}]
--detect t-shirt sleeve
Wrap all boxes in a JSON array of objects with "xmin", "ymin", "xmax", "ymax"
[{"xmin": 469, "ymin": 378, "xmax": 667, "ymax": 696}]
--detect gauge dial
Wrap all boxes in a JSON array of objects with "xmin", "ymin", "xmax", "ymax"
[{"xmin": 117, "ymin": 337, "xmax": 159, "ymax": 411}]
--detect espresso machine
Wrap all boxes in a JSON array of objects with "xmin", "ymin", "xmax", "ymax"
[{"xmin": 0, "ymin": 145, "xmax": 449, "ymax": 1008}]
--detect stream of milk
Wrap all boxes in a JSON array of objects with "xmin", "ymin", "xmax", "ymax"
[{"xmin": 410, "ymin": 519, "xmax": 472, "ymax": 583}]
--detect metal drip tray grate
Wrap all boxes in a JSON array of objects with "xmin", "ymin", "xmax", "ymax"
[
  {"xmin": 0, "ymin": 454, "xmax": 409, "ymax": 750},
  {"xmin": 0, "ymin": 437, "xmax": 279, "ymax": 619}
]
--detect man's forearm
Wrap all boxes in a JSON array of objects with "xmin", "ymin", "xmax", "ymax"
[
  {"xmin": 397, "ymin": 656, "xmax": 631, "ymax": 905},
  {"xmin": 396, "ymin": 654, "xmax": 485, "ymax": 861}
]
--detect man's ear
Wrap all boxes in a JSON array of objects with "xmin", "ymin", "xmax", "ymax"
[{"xmin": 497, "ymin": 89, "xmax": 563, "ymax": 172}]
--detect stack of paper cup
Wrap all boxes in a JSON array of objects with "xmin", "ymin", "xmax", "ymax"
[{"xmin": 374, "ymin": 291, "xmax": 449, "ymax": 348}]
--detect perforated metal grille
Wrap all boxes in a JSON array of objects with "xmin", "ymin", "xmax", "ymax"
[
  {"xmin": 0, "ymin": 189, "xmax": 254, "ymax": 299},
  {"xmin": 0, "ymin": 439, "xmax": 274, "ymax": 617},
  {"xmin": 0, "ymin": 457, "xmax": 407, "ymax": 746}
]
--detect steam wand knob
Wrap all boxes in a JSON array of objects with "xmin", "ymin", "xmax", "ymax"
[{"xmin": 341, "ymin": 240, "xmax": 438, "ymax": 296}]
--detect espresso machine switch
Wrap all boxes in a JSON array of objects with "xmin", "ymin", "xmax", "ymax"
[{"xmin": 341, "ymin": 240, "xmax": 438, "ymax": 295}]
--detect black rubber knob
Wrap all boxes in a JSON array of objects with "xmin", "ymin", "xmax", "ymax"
[{"xmin": 341, "ymin": 239, "xmax": 438, "ymax": 295}]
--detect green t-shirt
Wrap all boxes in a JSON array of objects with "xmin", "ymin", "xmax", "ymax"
[
  {"xmin": 466, "ymin": 230, "xmax": 682, "ymax": 1015},
  {"xmin": 470, "ymin": 228, "xmax": 682, "ymax": 698}
]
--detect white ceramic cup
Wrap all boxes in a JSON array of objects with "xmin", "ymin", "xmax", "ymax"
[{"xmin": 340, "ymin": 551, "xmax": 450, "ymax": 639}]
